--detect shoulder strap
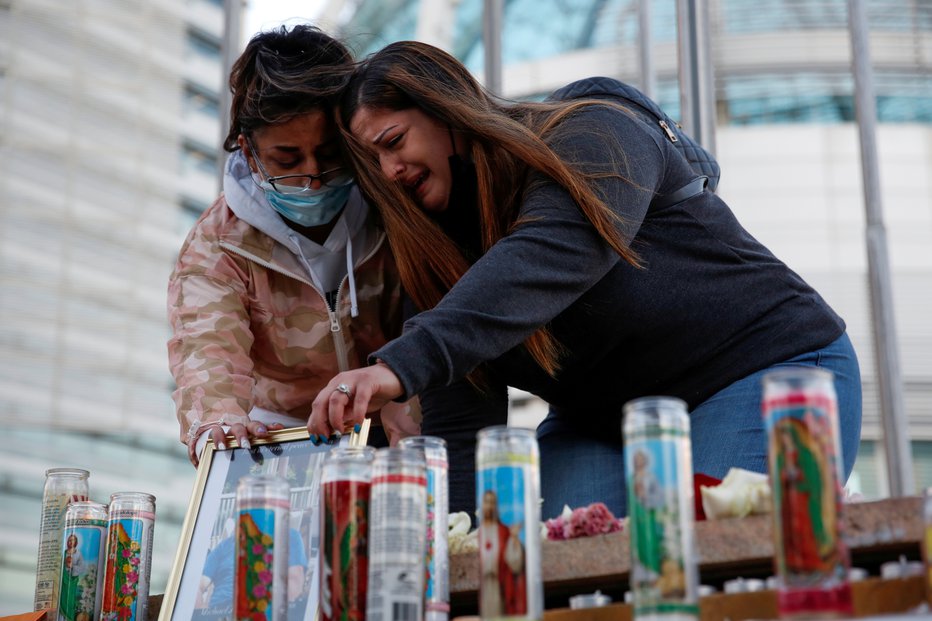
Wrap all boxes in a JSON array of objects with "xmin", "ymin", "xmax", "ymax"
[{"xmin": 548, "ymin": 77, "xmax": 721, "ymax": 194}]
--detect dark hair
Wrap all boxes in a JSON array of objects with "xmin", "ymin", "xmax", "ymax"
[
  {"xmin": 223, "ymin": 24, "xmax": 353, "ymax": 151},
  {"xmin": 338, "ymin": 41, "xmax": 640, "ymax": 377}
]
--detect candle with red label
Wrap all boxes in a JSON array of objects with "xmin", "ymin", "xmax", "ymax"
[
  {"xmin": 320, "ymin": 446, "xmax": 375, "ymax": 621},
  {"xmin": 764, "ymin": 367, "xmax": 852, "ymax": 618}
]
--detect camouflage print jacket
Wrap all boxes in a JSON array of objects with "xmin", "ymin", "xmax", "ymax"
[{"xmin": 167, "ymin": 155, "xmax": 411, "ymax": 450}]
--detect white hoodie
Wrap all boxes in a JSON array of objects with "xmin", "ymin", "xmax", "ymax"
[{"xmin": 223, "ymin": 149, "xmax": 380, "ymax": 316}]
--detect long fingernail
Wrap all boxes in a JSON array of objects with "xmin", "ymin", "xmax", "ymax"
[
  {"xmin": 353, "ymin": 423, "xmax": 361, "ymax": 434},
  {"xmin": 241, "ymin": 439, "xmax": 251, "ymax": 450},
  {"xmin": 331, "ymin": 431, "xmax": 343, "ymax": 442},
  {"xmin": 309, "ymin": 434, "xmax": 319, "ymax": 446},
  {"xmin": 257, "ymin": 425, "xmax": 267, "ymax": 434},
  {"xmin": 217, "ymin": 442, "xmax": 226, "ymax": 451}
]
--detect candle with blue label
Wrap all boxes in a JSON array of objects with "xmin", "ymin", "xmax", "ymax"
[
  {"xmin": 476, "ymin": 426, "xmax": 542, "ymax": 621},
  {"xmin": 623, "ymin": 396, "xmax": 699, "ymax": 621},
  {"xmin": 58, "ymin": 501, "xmax": 108, "ymax": 621}
]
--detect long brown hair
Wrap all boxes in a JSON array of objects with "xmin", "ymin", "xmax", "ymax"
[{"xmin": 338, "ymin": 41, "xmax": 642, "ymax": 377}]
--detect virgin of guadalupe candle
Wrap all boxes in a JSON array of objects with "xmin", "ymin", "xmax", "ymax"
[
  {"xmin": 319, "ymin": 446, "xmax": 375, "ymax": 621},
  {"xmin": 763, "ymin": 367, "xmax": 852, "ymax": 618}
]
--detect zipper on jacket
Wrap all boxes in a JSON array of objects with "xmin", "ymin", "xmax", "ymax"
[
  {"xmin": 220, "ymin": 239, "xmax": 352, "ymax": 371},
  {"xmin": 325, "ymin": 232, "xmax": 386, "ymax": 373},
  {"xmin": 327, "ymin": 277, "xmax": 351, "ymax": 373},
  {"xmin": 621, "ymin": 95, "xmax": 680, "ymax": 144},
  {"xmin": 658, "ymin": 119, "xmax": 679, "ymax": 143},
  {"xmin": 220, "ymin": 232, "xmax": 386, "ymax": 374}
]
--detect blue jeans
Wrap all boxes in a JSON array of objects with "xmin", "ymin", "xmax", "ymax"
[{"xmin": 536, "ymin": 333, "xmax": 862, "ymax": 520}]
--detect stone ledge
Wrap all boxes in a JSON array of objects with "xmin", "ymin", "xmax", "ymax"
[
  {"xmin": 450, "ymin": 496, "xmax": 924, "ymax": 610},
  {"xmin": 144, "ymin": 497, "xmax": 924, "ymax": 619}
]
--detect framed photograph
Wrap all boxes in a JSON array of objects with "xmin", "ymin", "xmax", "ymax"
[{"xmin": 158, "ymin": 422, "xmax": 370, "ymax": 621}]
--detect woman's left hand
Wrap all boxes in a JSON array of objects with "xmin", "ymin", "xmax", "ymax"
[{"xmin": 308, "ymin": 361, "xmax": 404, "ymax": 444}]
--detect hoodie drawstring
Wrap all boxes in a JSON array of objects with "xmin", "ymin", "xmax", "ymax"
[
  {"xmin": 290, "ymin": 232, "xmax": 359, "ymax": 318},
  {"xmin": 344, "ymin": 222, "xmax": 359, "ymax": 317}
]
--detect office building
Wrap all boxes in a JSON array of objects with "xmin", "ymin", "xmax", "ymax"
[{"xmin": 0, "ymin": 0, "xmax": 224, "ymax": 612}]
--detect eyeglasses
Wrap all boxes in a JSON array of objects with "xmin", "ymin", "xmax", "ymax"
[
  {"xmin": 264, "ymin": 169, "xmax": 348, "ymax": 194},
  {"xmin": 247, "ymin": 138, "xmax": 349, "ymax": 194}
]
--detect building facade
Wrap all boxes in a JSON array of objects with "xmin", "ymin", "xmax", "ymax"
[
  {"xmin": 0, "ymin": 0, "xmax": 224, "ymax": 612},
  {"xmin": 330, "ymin": 0, "xmax": 932, "ymax": 498}
]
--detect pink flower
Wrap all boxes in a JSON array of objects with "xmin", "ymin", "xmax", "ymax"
[
  {"xmin": 252, "ymin": 584, "xmax": 268, "ymax": 599},
  {"xmin": 121, "ymin": 549, "xmax": 132, "ymax": 558},
  {"xmin": 252, "ymin": 544, "xmax": 264, "ymax": 555},
  {"xmin": 584, "ymin": 503, "xmax": 622, "ymax": 535},
  {"xmin": 258, "ymin": 569, "xmax": 273, "ymax": 584},
  {"xmin": 544, "ymin": 502, "xmax": 623, "ymax": 541},
  {"xmin": 545, "ymin": 518, "xmax": 566, "ymax": 540},
  {"xmin": 130, "ymin": 557, "xmax": 140, "ymax": 566},
  {"xmin": 127, "ymin": 571, "xmax": 139, "ymax": 583}
]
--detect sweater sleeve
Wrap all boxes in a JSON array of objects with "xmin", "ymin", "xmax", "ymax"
[{"xmin": 374, "ymin": 105, "xmax": 667, "ymax": 398}]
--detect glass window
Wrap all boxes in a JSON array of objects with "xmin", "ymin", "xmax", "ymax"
[
  {"xmin": 721, "ymin": 0, "xmax": 932, "ymax": 34},
  {"xmin": 186, "ymin": 28, "xmax": 221, "ymax": 62},
  {"xmin": 721, "ymin": 71, "xmax": 932, "ymax": 126},
  {"xmin": 184, "ymin": 83, "xmax": 220, "ymax": 118},
  {"xmin": 912, "ymin": 441, "xmax": 932, "ymax": 492},
  {"xmin": 179, "ymin": 197, "xmax": 207, "ymax": 234},
  {"xmin": 849, "ymin": 439, "xmax": 879, "ymax": 498},
  {"xmin": 342, "ymin": 0, "xmax": 419, "ymax": 56},
  {"xmin": 457, "ymin": 0, "xmax": 644, "ymax": 69},
  {"xmin": 182, "ymin": 140, "xmax": 219, "ymax": 176}
]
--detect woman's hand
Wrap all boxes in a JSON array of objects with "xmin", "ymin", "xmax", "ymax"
[
  {"xmin": 188, "ymin": 420, "xmax": 286, "ymax": 467},
  {"xmin": 308, "ymin": 362, "xmax": 404, "ymax": 444}
]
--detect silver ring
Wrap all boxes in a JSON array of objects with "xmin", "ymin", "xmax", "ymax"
[{"xmin": 336, "ymin": 383, "xmax": 352, "ymax": 397}]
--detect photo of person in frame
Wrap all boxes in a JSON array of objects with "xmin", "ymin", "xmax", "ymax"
[{"xmin": 190, "ymin": 439, "xmax": 329, "ymax": 621}]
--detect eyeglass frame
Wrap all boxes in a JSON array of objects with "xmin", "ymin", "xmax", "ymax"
[{"xmin": 245, "ymin": 136, "xmax": 347, "ymax": 193}]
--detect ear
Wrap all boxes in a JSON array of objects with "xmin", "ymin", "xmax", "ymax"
[{"xmin": 237, "ymin": 134, "xmax": 258, "ymax": 173}]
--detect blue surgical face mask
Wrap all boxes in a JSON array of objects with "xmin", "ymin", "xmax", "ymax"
[{"xmin": 258, "ymin": 176, "xmax": 354, "ymax": 227}]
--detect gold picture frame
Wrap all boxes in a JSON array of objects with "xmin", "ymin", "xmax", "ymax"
[{"xmin": 158, "ymin": 421, "xmax": 370, "ymax": 621}]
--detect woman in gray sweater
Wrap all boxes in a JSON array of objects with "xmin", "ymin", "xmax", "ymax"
[{"xmin": 308, "ymin": 41, "xmax": 861, "ymax": 519}]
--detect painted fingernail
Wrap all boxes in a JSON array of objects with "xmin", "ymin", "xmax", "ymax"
[
  {"xmin": 257, "ymin": 425, "xmax": 267, "ymax": 434},
  {"xmin": 241, "ymin": 439, "xmax": 251, "ymax": 450},
  {"xmin": 331, "ymin": 431, "xmax": 342, "ymax": 442},
  {"xmin": 353, "ymin": 423, "xmax": 361, "ymax": 434},
  {"xmin": 309, "ymin": 434, "xmax": 319, "ymax": 445},
  {"xmin": 217, "ymin": 442, "xmax": 226, "ymax": 451}
]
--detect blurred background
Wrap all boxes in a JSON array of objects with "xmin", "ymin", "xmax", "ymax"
[{"xmin": 0, "ymin": 0, "xmax": 930, "ymax": 614}]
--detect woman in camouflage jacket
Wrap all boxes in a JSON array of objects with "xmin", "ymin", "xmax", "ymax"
[{"xmin": 167, "ymin": 25, "xmax": 416, "ymax": 466}]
